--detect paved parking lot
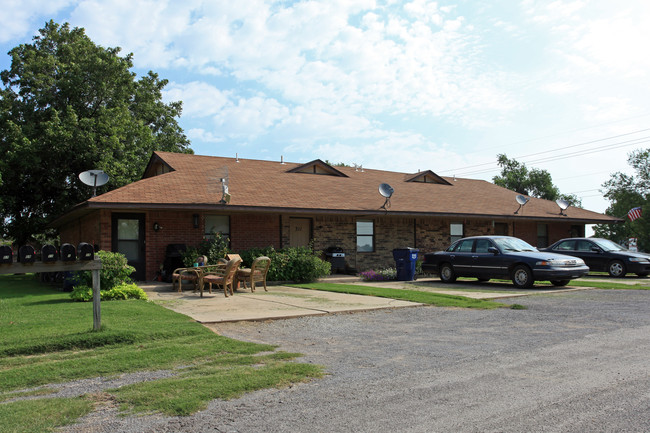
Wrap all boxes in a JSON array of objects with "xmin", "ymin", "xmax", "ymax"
[{"xmin": 77, "ymin": 287, "xmax": 650, "ymax": 432}]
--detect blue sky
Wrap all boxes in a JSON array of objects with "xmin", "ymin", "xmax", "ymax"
[{"xmin": 2, "ymin": 0, "xmax": 650, "ymax": 220}]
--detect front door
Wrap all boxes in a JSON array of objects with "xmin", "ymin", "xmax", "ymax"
[
  {"xmin": 112, "ymin": 213, "xmax": 146, "ymax": 280},
  {"xmin": 290, "ymin": 218, "xmax": 312, "ymax": 247}
]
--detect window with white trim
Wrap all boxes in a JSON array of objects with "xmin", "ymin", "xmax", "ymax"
[
  {"xmin": 450, "ymin": 223, "xmax": 464, "ymax": 243},
  {"xmin": 356, "ymin": 220, "xmax": 374, "ymax": 252}
]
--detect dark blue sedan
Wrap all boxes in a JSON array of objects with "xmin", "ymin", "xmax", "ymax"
[{"xmin": 422, "ymin": 236, "xmax": 589, "ymax": 288}]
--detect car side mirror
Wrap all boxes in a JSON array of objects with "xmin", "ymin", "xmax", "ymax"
[
  {"xmin": 488, "ymin": 247, "xmax": 499, "ymax": 255},
  {"xmin": 591, "ymin": 247, "xmax": 601, "ymax": 253}
]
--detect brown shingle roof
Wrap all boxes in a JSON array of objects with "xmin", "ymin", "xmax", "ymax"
[{"xmin": 85, "ymin": 151, "xmax": 619, "ymax": 223}]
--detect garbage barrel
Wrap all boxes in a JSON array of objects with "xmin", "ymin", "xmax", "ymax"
[{"xmin": 392, "ymin": 248, "xmax": 419, "ymax": 281}]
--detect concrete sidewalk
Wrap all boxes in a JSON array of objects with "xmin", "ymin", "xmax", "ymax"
[
  {"xmin": 139, "ymin": 276, "xmax": 591, "ymax": 323},
  {"xmin": 139, "ymin": 282, "xmax": 420, "ymax": 323}
]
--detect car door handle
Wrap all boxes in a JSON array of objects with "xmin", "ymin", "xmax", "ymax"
[{"xmin": 472, "ymin": 255, "xmax": 478, "ymax": 259}]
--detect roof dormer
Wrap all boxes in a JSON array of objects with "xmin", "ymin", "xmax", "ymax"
[
  {"xmin": 142, "ymin": 153, "xmax": 174, "ymax": 179},
  {"xmin": 405, "ymin": 170, "xmax": 452, "ymax": 185},
  {"xmin": 287, "ymin": 159, "xmax": 348, "ymax": 177}
]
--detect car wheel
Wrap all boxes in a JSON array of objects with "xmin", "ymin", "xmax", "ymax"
[
  {"xmin": 512, "ymin": 265, "xmax": 534, "ymax": 288},
  {"xmin": 550, "ymin": 279, "xmax": 570, "ymax": 287},
  {"xmin": 439, "ymin": 263, "xmax": 456, "ymax": 283},
  {"xmin": 607, "ymin": 260, "xmax": 626, "ymax": 278},
  {"xmin": 476, "ymin": 277, "xmax": 490, "ymax": 282}
]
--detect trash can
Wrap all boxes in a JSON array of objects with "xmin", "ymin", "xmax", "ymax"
[{"xmin": 392, "ymin": 248, "xmax": 419, "ymax": 281}]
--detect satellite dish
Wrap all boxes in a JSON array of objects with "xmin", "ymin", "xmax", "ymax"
[
  {"xmin": 556, "ymin": 199, "xmax": 569, "ymax": 216},
  {"xmin": 379, "ymin": 183, "xmax": 394, "ymax": 198},
  {"xmin": 79, "ymin": 170, "xmax": 109, "ymax": 197},
  {"xmin": 379, "ymin": 183, "xmax": 394, "ymax": 210},
  {"xmin": 514, "ymin": 194, "xmax": 529, "ymax": 214}
]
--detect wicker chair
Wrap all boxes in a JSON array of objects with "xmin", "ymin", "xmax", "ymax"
[
  {"xmin": 237, "ymin": 256, "xmax": 271, "ymax": 292},
  {"xmin": 171, "ymin": 255, "xmax": 207, "ymax": 292},
  {"xmin": 201, "ymin": 258, "xmax": 242, "ymax": 297}
]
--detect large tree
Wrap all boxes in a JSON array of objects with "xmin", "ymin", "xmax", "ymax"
[
  {"xmin": 0, "ymin": 21, "xmax": 192, "ymax": 244},
  {"xmin": 492, "ymin": 154, "xmax": 581, "ymax": 206},
  {"xmin": 593, "ymin": 149, "xmax": 649, "ymax": 250}
]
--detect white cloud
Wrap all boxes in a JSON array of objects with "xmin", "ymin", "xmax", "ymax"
[
  {"xmin": 63, "ymin": 0, "xmax": 516, "ymax": 131},
  {"xmin": 581, "ymin": 97, "xmax": 636, "ymax": 123},
  {"xmin": 163, "ymin": 81, "xmax": 230, "ymax": 118},
  {"xmin": 212, "ymin": 95, "xmax": 290, "ymax": 139},
  {"xmin": 0, "ymin": 0, "xmax": 73, "ymax": 43},
  {"xmin": 313, "ymin": 131, "xmax": 474, "ymax": 175},
  {"xmin": 187, "ymin": 128, "xmax": 225, "ymax": 144}
]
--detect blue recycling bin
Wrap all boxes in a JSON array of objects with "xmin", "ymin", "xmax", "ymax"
[{"xmin": 392, "ymin": 248, "xmax": 419, "ymax": 281}]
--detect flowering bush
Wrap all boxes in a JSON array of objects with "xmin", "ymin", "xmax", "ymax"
[{"xmin": 359, "ymin": 267, "xmax": 397, "ymax": 281}]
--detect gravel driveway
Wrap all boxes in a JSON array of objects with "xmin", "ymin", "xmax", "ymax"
[{"xmin": 64, "ymin": 289, "xmax": 650, "ymax": 432}]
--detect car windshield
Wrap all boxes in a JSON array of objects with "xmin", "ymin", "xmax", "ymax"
[
  {"xmin": 592, "ymin": 238, "xmax": 627, "ymax": 252},
  {"xmin": 493, "ymin": 237, "xmax": 538, "ymax": 252}
]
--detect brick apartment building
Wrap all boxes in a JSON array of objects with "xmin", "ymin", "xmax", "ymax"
[{"xmin": 51, "ymin": 152, "xmax": 621, "ymax": 280}]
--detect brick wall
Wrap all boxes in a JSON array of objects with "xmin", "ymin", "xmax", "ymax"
[
  {"xmin": 146, "ymin": 210, "xmax": 206, "ymax": 279},
  {"xmin": 58, "ymin": 208, "xmax": 587, "ymax": 280},
  {"xmin": 312, "ymin": 216, "xmax": 497, "ymax": 272},
  {"xmin": 58, "ymin": 211, "xmax": 102, "ymax": 249},
  {"xmin": 231, "ymin": 214, "xmax": 280, "ymax": 251}
]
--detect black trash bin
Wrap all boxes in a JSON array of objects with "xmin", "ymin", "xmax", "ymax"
[{"xmin": 392, "ymin": 248, "xmax": 419, "ymax": 281}]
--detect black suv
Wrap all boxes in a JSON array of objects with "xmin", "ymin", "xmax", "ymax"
[{"xmin": 542, "ymin": 237, "xmax": 650, "ymax": 277}]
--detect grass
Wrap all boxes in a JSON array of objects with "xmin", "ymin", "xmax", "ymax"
[
  {"xmin": 0, "ymin": 274, "xmax": 323, "ymax": 431},
  {"xmin": 567, "ymin": 279, "xmax": 650, "ymax": 290},
  {"xmin": 289, "ymin": 282, "xmax": 505, "ymax": 309},
  {"xmin": 420, "ymin": 275, "xmax": 650, "ymax": 292},
  {"xmin": 0, "ymin": 397, "xmax": 93, "ymax": 433}
]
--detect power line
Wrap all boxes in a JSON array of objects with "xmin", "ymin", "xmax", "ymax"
[
  {"xmin": 451, "ymin": 135, "xmax": 649, "ymax": 177},
  {"xmin": 440, "ymin": 127, "xmax": 650, "ymax": 175},
  {"xmin": 555, "ymin": 167, "xmax": 628, "ymax": 181}
]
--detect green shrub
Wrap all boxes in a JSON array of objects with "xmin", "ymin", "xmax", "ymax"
[
  {"xmin": 182, "ymin": 232, "xmax": 230, "ymax": 266},
  {"xmin": 75, "ymin": 250, "xmax": 135, "ymax": 290},
  {"xmin": 240, "ymin": 245, "xmax": 331, "ymax": 283},
  {"xmin": 70, "ymin": 283, "xmax": 148, "ymax": 302}
]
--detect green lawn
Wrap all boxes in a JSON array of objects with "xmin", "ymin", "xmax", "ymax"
[
  {"xmin": 567, "ymin": 278, "xmax": 650, "ymax": 290},
  {"xmin": 0, "ymin": 274, "xmax": 322, "ymax": 432},
  {"xmin": 289, "ymin": 282, "xmax": 505, "ymax": 308}
]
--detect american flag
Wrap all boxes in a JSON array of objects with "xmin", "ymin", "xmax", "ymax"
[{"xmin": 627, "ymin": 207, "xmax": 642, "ymax": 221}]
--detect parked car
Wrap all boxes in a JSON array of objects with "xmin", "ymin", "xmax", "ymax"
[
  {"xmin": 422, "ymin": 236, "xmax": 589, "ymax": 288},
  {"xmin": 541, "ymin": 237, "xmax": 650, "ymax": 277}
]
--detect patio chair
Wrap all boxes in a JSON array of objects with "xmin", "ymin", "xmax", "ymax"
[
  {"xmin": 236, "ymin": 256, "xmax": 271, "ymax": 292},
  {"xmin": 201, "ymin": 258, "xmax": 242, "ymax": 297},
  {"xmin": 226, "ymin": 253, "xmax": 242, "ymax": 262},
  {"xmin": 171, "ymin": 255, "xmax": 208, "ymax": 292}
]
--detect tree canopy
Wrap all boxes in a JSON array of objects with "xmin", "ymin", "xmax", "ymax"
[
  {"xmin": 492, "ymin": 154, "xmax": 581, "ymax": 206},
  {"xmin": 0, "ymin": 21, "xmax": 192, "ymax": 244},
  {"xmin": 593, "ymin": 149, "xmax": 649, "ymax": 250}
]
